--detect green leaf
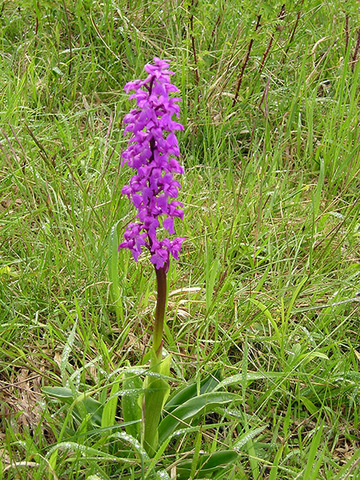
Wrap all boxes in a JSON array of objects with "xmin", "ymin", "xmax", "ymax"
[
  {"xmin": 313, "ymin": 156, "xmax": 325, "ymax": 220},
  {"xmin": 233, "ymin": 425, "xmax": 267, "ymax": 450},
  {"xmin": 248, "ymin": 297, "xmax": 281, "ymax": 343},
  {"xmin": 177, "ymin": 450, "xmax": 238, "ymax": 479},
  {"xmin": 165, "ymin": 370, "xmax": 223, "ymax": 414},
  {"xmin": 43, "ymin": 386, "xmax": 103, "ymax": 426},
  {"xmin": 52, "ymin": 66, "xmax": 64, "ymax": 76},
  {"xmin": 213, "ymin": 371, "xmax": 284, "ymax": 391},
  {"xmin": 43, "ymin": 386, "xmax": 74, "ymax": 401},
  {"xmin": 108, "ymin": 222, "xmax": 123, "ymax": 320},
  {"xmin": 301, "ymin": 396, "xmax": 319, "ymax": 416},
  {"xmin": 190, "ymin": 428, "xmax": 203, "ymax": 479},
  {"xmin": 121, "ymin": 372, "xmax": 143, "ymax": 440},
  {"xmin": 159, "ymin": 392, "xmax": 237, "ymax": 445},
  {"xmin": 46, "ymin": 441, "xmax": 124, "ymax": 462},
  {"xmin": 109, "ymin": 431, "xmax": 149, "ymax": 460},
  {"xmin": 61, "ymin": 319, "xmax": 77, "ymax": 381},
  {"xmin": 303, "ymin": 420, "xmax": 325, "ymax": 480},
  {"xmin": 143, "ymin": 374, "xmax": 170, "ymax": 456},
  {"xmin": 286, "ymin": 275, "xmax": 308, "ymax": 322},
  {"xmin": 101, "ymin": 377, "xmax": 121, "ymax": 430}
]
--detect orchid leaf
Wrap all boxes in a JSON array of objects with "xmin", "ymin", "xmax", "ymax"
[
  {"xmin": 121, "ymin": 371, "xmax": 142, "ymax": 440},
  {"xmin": 159, "ymin": 392, "xmax": 237, "ymax": 445},
  {"xmin": 165, "ymin": 369, "xmax": 223, "ymax": 414},
  {"xmin": 43, "ymin": 386, "xmax": 103, "ymax": 427},
  {"xmin": 177, "ymin": 450, "xmax": 238, "ymax": 479},
  {"xmin": 143, "ymin": 358, "xmax": 171, "ymax": 456}
]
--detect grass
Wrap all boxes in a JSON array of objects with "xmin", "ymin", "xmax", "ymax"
[{"xmin": 1, "ymin": 0, "xmax": 360, "ymax": 478}]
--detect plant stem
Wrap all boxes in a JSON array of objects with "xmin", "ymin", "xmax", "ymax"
[
  {"xmin": 143, "ymin": 265, "xmax": 169, "ymax": 456},
  {"xmin": 152, "ymin": 266, "xmax": 167, "ymax": 364}
]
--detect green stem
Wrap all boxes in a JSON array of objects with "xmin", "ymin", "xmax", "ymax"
[
  {"xmin": 152, "ymin": 266, "xmax": 167, "ymax": 364},
  {"xmin": 143, "ymin": 265, "xmax": 169, "ymax": 456}
]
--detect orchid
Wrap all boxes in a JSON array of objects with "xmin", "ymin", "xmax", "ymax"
[
  {"xmin": 119, "ymin": 57, "xmax": 185, "ymax": 273},
  {"xmin": 119, "ymin": 58, "xmax": 186, "ymax": 455},
  {"xmin": 45, "ymin": 59, "xmax": 239, "ymax": 475}
]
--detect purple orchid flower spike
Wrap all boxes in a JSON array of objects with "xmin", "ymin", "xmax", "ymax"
[{"xmin": 119, "ymin": 57, "xmax": 185, "ymax": 273}]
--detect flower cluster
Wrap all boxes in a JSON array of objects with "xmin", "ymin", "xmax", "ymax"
[{"xmin": 119, "ymin": 58, "xmax": 185, "ymax": 270}]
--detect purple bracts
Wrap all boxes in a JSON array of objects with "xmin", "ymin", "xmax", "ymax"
[{"xmin": 119, "ymin": 58, "xmax": 185, "ymax": 271}]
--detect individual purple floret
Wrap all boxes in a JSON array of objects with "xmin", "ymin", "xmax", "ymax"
[{"xmin": 119, "ymin": 57, "xmax": 185, "ymax": 271}]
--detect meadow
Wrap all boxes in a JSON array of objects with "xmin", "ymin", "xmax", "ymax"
[{"xmin": 1, "ymin": 1, "xmax": 360, "ymax": 478}]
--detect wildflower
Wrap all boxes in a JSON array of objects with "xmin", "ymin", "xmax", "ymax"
[{"xmin": 119, "ymin": 58, "xmax": 185, "ymax": 271}]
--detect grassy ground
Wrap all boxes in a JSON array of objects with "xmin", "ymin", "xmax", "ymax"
[{"xmin": 1, "ymin": 0, "xmax": 360, "ymax": 478}]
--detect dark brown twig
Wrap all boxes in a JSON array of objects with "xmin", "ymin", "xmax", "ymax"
[
  {"xmin": 351, "ymin": 26, "xmax": 360, "ymax": 71},
  {"xmin": 209, "ymin": 14, "xmax": 221, "ymax": 47},
  {"xmin": 0, "ymin": 375, "xmax": 41, "ymax": 393},
  {"xmin": 278, "ymin": 4, "xmax": 286, "ymax": 23},
  {"xmin": 253, "ymin": 5, "xmax": 285, "ymax": 98},
  {"xmin": 232, "ymin": 39, "xmax": 253, "ymax": 105},
  {"xmin": 24, "ymin": 123, "xmax": 49, "ymax": 159},
  {"xmin": 257, "ymin": 5, "xmax": 286, "ymax": 79},
  {"xmin": 189, "ymin": 0, "xmax": 200, "ymax": 86},
  {"xmin": 287, "ymin": 10, "xmax": 301, "ymax": 47},
  {"xmin": 61, "ymin": 0, "xmax": 73, "ymax": 75},
  {"xmin": 232, "ymin": 15, "xmax": 261, "ymax": 106},
  {"xmin": 282, "ymin": 5, "xmax": 303, "ymax": 63},
  {"xmin": 208, "ymin": 0, "xmax": 227, "ymax": 50},
  {"xmin": 258, "ymin": 34, "xmax": 274, "ymax": 77}
]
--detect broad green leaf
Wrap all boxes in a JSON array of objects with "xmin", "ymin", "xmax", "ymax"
[
  {"xmin": 165, "ymin": 370, "xmax": 223, "ymax": 413},
  {"xmin": 46, "ymin": 441, "xmax": 126, "ymax": 462},
  {"xmin": 213, "ymin": 371, "xmax": 284, "ymax": 391},
  {"xmin": 158, "ymin": 354, "xmax": 172, "ymax": 379},
  {"xmin": 177, "ymin": 450, "xmax": 238, "ymax": 479},
  {"xmin": 43, "ymin": 386, "xmax": 74, "ymax": 401},
  {"xmin": 143, "ymin": 375, "xmax": 170, "ymax": 456},
  {"xmin": 121, "ymin": 372, "xmax": 142, "ymax": 440},
  {"xmin": 302, "ymin": 351, "xmax": 329, "ymax": 361},
  {"xmin": 74, "ymin": 395, "xmax": 103, "ymax": 427},
  {"xmin": 159, "ymin": 392, "xmax": 237, "ymax": 445},
  {"xmin": 43, "ymin": 386, "xmax": 103, "ymax": 426}
]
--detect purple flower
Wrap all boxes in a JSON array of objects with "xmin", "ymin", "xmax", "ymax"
[{"xmin": 119, "ymin": 58, "xmax": 185, "ymax": 271}]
